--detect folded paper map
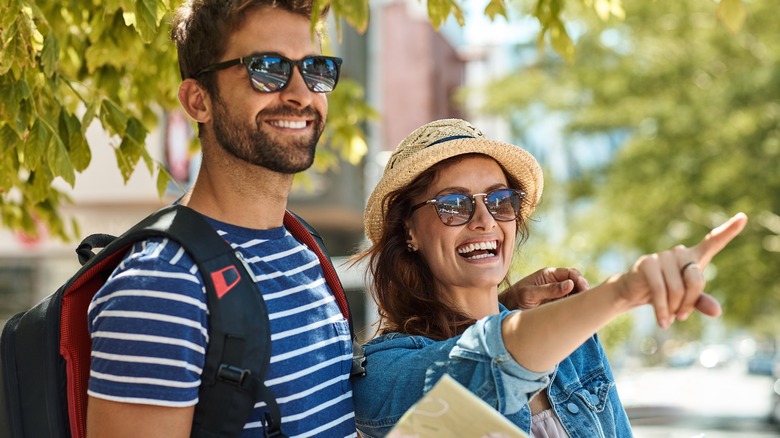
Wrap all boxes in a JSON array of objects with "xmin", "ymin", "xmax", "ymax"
[{"xmin": 387, "ymin": 374, "xmax": 530, "ymax": 438}]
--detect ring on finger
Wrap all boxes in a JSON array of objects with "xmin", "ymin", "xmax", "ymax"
[{"xmin": 680, "ymin": 261, "xmax": 699, "ymax": 275}]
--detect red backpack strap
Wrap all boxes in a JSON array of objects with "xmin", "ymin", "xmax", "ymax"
[
  {"xmin": 283, "ymin": 211, "xmax": 350, "ymax": 321},
  {"xmin": 283, "ymin": 211, "xmax": 366, "ymax": 377}
]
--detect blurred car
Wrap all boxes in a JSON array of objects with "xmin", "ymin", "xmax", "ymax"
[
  {"xmin": 698, "ymin": 344, "xmax": 734, "ymax": 369},
  {"xmin": 769, "ymin": 375, "xmax": 780, "ymax": 425},
  {"xmin": 748, "ymin": 353, "xmax": 778, "ymax": 376},
  {"xmin": 665, "ymin": 344, "xmax": 699, "ymax": 368}
]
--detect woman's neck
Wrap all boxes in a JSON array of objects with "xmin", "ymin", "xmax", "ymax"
[{"xmin": 446, "ymin": 285, "xmax": 501, "ymax": 320}]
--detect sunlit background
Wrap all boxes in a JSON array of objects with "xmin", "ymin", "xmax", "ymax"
[{"xmin": 1, "ymin": 0, "xmax": 778, "ymax": 436}]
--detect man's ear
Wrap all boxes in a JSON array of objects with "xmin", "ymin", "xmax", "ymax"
[{"xmin": 178, "ymin": 78, "xmax": 211, "ymax": 124}]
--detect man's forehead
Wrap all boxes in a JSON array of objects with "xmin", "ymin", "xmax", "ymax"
[{"xmin": 224, "ymin": 7, "xmax": 323, "ymax": 58}]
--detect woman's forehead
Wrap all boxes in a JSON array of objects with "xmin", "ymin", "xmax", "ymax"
[{"xmin": 431, "ymin": 156, "xmax": 508, "ymax": 188}]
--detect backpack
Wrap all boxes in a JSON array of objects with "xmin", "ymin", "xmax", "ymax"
[{"xmin": 0, "ymin": 204, "xmax": 365, "ymax": 438}]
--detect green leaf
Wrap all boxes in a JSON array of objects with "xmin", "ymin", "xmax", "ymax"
[
  {"xmin": 24, "ymin": 1, "xmax": 51, "ymax": 35},
  {"xmin": 114, "ymin": 117, "xmax": 147, "ymax": 181},
  {"xmin": 0, "ymin": 124, "xmax": 20, "ymax": 191},
  {"xmin": 427, "ymin": 0, "xmax": 464, "ymax": 29},
  {"xmin": 101, "ymin": 98, "xmax": 128, "ymax": 136},
  {"xmin": 0, "ymin": 76, "xmax": 20, "ymax": 126},
  {"xmin": 84, "ymin": 44, "xmax": 118, "ymax": 73},
  {"xmin": 550, "ymin": 20, "xmax": 575, "ymax": 63},
  {"xmin": 16, "ymin": 98, "xmax": 32, "ymax": 135},
  {"xmin": 82, "ymin": 97, "xmax": 101, "ymax": 134},
  {"xmin": 23, "ymin": 117, "xmax": 49, "ymax": 171},
  {"xmin": 59, "ymin": 112, "xmax": 91, "ymax": 171},
  {"xmin": 26, "ymin": 167, "xmax": 54, "ymax": 204},
  {"xmin": 126, "ymin": 116, "xmax": 149, "ymax": 169},
  {"xmin": 102, "ymin": 0, "xmax": 124, "ymax": 15},
  {"xmin": 133, "ymin": 0, "xmax": 159, "ymax": 43},
  {"xmin": 346, "ymin": 135, "xmax": 368, "ymax": 165},
  {"xmin": 0, "ymin": 0, "xmax": 21, "ymax": 32},
  {"xmin": 47, "ymin": 129, "xmax": 76, "ymax": 187},
  {"xmin": 114, "ymin": 143, "xmax": 135, "ymax": 182},
  {"xmin": 0, "ymin": 124, "xmax": 20, "ymax": 156},
  {"xmin": 484, "ymin": 0, "xmax": 508, "ymax": 21},
  {"xmin": 592, "ymin": 0, "xmax": 626, "ymax": 20},
  {"xmin": 717, "ymin": 0, "xmax": 746, "ymax": 34},
  {"xmin": 156, "ymin": 164, "xmax": 171, "ymax": 198},
  {"xmin": 331, "ymin": 0, "xmax": 370, "ymax": 33},
  {"xmin": 40, "ymin": 32, "xmax": 59, "ymax": 77}
]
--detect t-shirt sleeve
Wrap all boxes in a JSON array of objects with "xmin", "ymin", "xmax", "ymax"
[
  {"xmin": 87, "ymin": 237, "xmax": 209, "ymax": 407},
  {"xmin": 445, "ymin": 310, "xmax": 554, "ymax": 415}
]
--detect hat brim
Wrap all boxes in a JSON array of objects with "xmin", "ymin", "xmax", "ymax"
[{"xmin": 364, "ymin": 137, "xmax": 544, "ymax": 243}]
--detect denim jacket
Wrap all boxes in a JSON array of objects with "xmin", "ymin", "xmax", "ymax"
[{"xmin": 353, "ymin": 309, "xmax": 633, "ymax": 438}]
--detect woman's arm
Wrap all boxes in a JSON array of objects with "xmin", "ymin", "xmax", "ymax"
[{"xmin": 502, "ymin": 212, "xmax": 747, "ymax": 373}]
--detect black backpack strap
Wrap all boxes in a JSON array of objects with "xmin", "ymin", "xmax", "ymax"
[
  {"xmin": 284, "ymin": 211, "xmax": 366, "ymax": 377},
  {"xmin": 76, "ymin": 234, "xmax": 117, "ymax": 265},
  {"xmin": 108, "ymin": 205, "xmax": 285, "ymax": 438}
]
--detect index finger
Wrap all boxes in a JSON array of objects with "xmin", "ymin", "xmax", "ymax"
[{"xmin": 692, "ymin": 212, "xmax": 748, "ymax": 267}]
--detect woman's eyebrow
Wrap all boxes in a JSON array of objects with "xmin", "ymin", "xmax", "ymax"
[{"xmin": 433, "ymin": 183, "xmax": 509, "ymax": 196}]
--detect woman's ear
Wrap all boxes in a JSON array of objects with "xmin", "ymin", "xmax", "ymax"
[
  {"xmin": 404, "ymin": 220, "xmax": 418, "ymax": 252},
  {"xmin": 178, "ymin": 78, "xmax": 211, "ymax": 124}
]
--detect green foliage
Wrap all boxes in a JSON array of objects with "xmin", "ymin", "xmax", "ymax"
[
  {"xmin": 0, "ymin": 0, "xmax": 375, "ymax": 241},
  {"xmin": 1, "ymin": 0, "xmax": 178, "ymax": 240},
  {"xmin": 472, "ymin": 0, "xmax": 778, "ymax": 331},
  {"xmin": 1, "ymin": 0, "xmax": 747, "ymax": 242}
]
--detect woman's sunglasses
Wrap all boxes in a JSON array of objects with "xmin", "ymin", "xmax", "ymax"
[
  {"xmin": 193, "ymin": 54, "xmax": 342, "ymax": 93},
  {"xmin": 410, "ymin": 188, "xmax": 526, "ymax": 226}
]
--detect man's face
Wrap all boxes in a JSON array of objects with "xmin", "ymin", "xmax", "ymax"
[{"xmin": 208, "ymin": 7, "xmax": 328, "ymax": 174}]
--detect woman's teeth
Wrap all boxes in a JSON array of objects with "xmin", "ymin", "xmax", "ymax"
[{"xmin": 457, "ymin": 241, "xmax": 498, "ymax": 259}]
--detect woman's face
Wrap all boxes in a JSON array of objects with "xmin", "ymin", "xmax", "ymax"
[{"xmin": 405, "ymin": 155, "xmax": 518, "ymax": 298}]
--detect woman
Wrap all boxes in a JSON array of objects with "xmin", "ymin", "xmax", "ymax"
[{"xmin": 352, "ymin": 119, "xmax": 746, "ymax": 437}]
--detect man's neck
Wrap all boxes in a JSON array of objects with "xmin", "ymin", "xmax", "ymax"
[{"xmin": 181, "ymin": 159, "xmax": 294, "ymax": 230}]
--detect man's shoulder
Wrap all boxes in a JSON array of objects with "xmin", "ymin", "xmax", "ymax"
[{"xmin": 121, "ymin": 235, "xmax": 200, "ymax": 268}]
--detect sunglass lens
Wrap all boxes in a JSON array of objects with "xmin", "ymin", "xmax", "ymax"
[
  {"xmin": 436, "ymin": 194, "xmax": 473, "ymax": 226},
  {"xmin": 301, "ymin": 57, "xmax": 340, "ymax": 92},
  {"xmin": 486, "ymin": 190, "xmax": 522, "ymax": 221},
  {"xmin": 247, "ymin": 56, "xmax": 291, "ymax": 92}
]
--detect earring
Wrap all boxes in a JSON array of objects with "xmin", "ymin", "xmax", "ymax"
[{"xmin": 407, "ymin": 243, "xmax": 416, "ymax": 253}]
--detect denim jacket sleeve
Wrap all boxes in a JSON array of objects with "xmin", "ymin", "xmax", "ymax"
[{"xmin": 353, "ymin": 310, "xmax": 554, "ymax": 438}]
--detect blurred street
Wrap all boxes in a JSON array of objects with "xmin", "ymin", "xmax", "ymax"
[{"xmin": 616, "ymin": 363, "xmax": 780, "ymax": 437}]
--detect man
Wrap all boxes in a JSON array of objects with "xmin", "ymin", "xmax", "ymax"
[{"xmin": 86, "ymin": 1, "xmax": 355, "ymax": 436}]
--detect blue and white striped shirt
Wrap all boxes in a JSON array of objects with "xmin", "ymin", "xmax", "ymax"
[{"xmin": 87, "ymin": 216, "xmax": 356, "ymax": 437}]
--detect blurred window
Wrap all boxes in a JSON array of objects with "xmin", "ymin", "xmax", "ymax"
[{"xmin": 0, "ymin": 262, "xmax": 37, "ymax": 324}]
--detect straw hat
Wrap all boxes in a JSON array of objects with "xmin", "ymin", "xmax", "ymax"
[{"xmin": 364, "ymin": 118, "xmax": 544, "ymax": 243}]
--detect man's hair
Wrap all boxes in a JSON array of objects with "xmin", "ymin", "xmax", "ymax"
[{"xmin": 170, "ymin": 0, "xmax": 330, "ymax": 96}]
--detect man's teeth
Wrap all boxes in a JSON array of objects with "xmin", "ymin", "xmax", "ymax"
[
  {"xmin": 270, "ymin": 120, "xmax": 306, "ymax": 129},
  {"xmin": 457, "ymin": 241, "xmax": 498, "ymax": 254}
]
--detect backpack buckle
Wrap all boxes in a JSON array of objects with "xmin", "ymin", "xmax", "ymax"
[{"xmin": 217, "ymin": 364, "xmax": 251, "ymax": 387}]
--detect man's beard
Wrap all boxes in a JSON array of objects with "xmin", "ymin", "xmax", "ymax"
[{"xmin": 211, "ymin": 97, "xmax": 324, "ymax": 174}]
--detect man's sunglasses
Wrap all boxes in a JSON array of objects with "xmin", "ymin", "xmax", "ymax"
[
  {"xmin": 193, "ymin": 54, "xmax": 342, "ymax": 93},
  {"xmin": 410, "ymin": 188, "xmax": 526, "ymax": 226}
]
